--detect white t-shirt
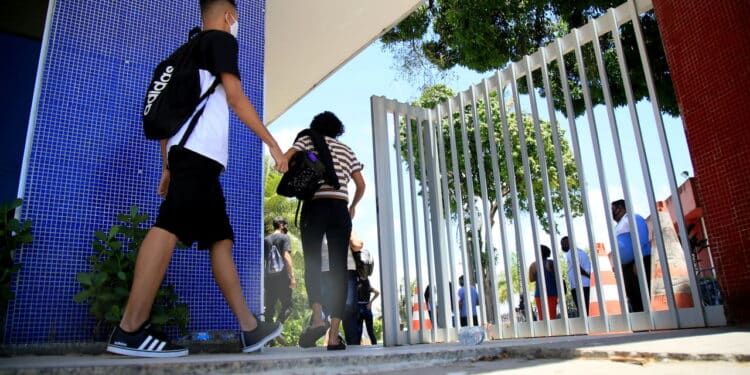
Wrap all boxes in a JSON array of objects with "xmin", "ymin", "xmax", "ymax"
[
  {"xmin": 167, "ymin": 69, "xmax": 229, "ymax": 168},
  {"xmin": 566, "ymin": 248, "xmax": 592, "ymax": 288}
]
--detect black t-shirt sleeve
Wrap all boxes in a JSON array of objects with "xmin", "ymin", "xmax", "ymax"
[{"xmin": 199, "ymin": 31, "xmax": 240, "ymax": 79}]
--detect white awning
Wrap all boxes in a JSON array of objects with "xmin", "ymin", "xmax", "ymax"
[{"xmin": 264, "ymin": 0, "xmax": 424, "ymax": 124}]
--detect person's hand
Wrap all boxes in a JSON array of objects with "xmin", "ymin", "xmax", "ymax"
[
  {"xmin": 367, "ymin": 302, "xmax": 372, "ymax": 310},
  {"xmin": 158, "ymin": 170, "xmax": 170, "ymax": 197},
  {"xmin": 349, "ymin": 205, "xmax": 357, "ymax": 219},
  {"xmin": 271, "ymin": 147, "xmax": 288, "ymax": 173},
  {"xmin": 289, "ymin": 277, "xmax": 297, "ymax": 289}
]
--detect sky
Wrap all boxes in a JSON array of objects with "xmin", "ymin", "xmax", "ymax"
[{"xmin": 264, "ymin": 39, "xmax": 694, "ymax": 315}]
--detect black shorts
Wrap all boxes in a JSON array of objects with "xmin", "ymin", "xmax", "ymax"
[{"xmin": 154, "ymin": 146, "xmax": 234, "ymax": 249}]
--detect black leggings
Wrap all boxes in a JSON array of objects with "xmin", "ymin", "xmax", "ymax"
[{"xmin": 300, "ymin": 199, "xmax": 352, "ymax": 319}]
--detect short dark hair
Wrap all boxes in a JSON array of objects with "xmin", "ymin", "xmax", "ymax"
[
  {"xmin": 540, "ymin": 245, "xmax": 551, "ymax": 258},
  {"xmin": 310, "ymin": 111, "xmax": 345, "ymax": 138},
  {"xmin": 200, "ymin": 0, "xmax": 236, "ymax": 14},
  {"xmin": 272, "ymin": 216, "xmax": 287, "ymax": 229},
  {"xmin": 611, "ymin": 199, "xmax": 626, "ymax": 210}
]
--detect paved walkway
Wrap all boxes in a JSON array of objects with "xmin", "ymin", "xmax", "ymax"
[{"xmin": 0, "ymin": 327, "xmax": 748, "ymax": 374}]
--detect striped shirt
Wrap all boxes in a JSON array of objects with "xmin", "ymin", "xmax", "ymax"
[{"xmin": 293, "ymin": 135, "xmax": 363, "ymax": 201}]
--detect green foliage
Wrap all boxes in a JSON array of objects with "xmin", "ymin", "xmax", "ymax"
[
  {"xmin": 0, "ymin": 199, "xmax": 31, "ymax": 314},
  {"xmin": 382, "ymin": 1, "xmax": 678, "ymax": 117},
  {"xmin": 407, "ymin": 84, "xmax": 583, "ymax": 233},
  {"xmin": 74, "ymin": 206, "xmax": 188, "ymax": 336}
]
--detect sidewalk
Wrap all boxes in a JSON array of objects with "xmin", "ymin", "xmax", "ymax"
[{"xmin": 0, "ymin": 327, "xmax": 748, "ymax": 374}]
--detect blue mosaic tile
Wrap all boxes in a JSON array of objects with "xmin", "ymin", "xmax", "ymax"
[{"xmin": 5, "ymin": 0, "xmax": 266, "ymax": 343}]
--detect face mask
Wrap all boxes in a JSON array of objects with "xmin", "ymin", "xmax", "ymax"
[{"xmin": 228, "ymin": 14, "xmax": 239, "ymax": 38}]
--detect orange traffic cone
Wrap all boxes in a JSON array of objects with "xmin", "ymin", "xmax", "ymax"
[
  {"xmin": 411, "ymin": 288, "xmax": 433, "ymax": 330},
  {"xmin": 589, "ymin": 242, "xmax": 623, "ymax": 317},
  {"xmin": 651, "ymin": 201, "xmax": 694, "ymax": 310}
]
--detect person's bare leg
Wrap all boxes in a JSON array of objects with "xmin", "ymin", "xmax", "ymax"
[
  {"xmin": 310, "ymin": 302, "xmax": 325, "ymax": 327},
  {"xmin": 120, "ymin": 227, "xmax": 178, "ymax": 331},
  {"xmin": 327, "ymin": 317, "xmax": 342, "ymax": 344},
  {"xmin": 210, "ymin": 239, "xmax": 257, "ymax": 331}
]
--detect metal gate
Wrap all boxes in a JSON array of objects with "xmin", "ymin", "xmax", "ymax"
[{"xmin": 371, "ymin": 0, "xmax": 726, "ymax": 347}]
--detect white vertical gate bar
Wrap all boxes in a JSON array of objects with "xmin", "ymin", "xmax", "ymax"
[
  {"xmin": 523, "ymin": 55, "xmax": 570, "ymax": 333},
  {"xmin": 509, "ymin": 66, "xmax": 551, "ymax": 336},
  {"xmin": 457, "ymin": 92, "xmax": 483, "ymax": 327},
  {"xmin": 573, "ymin": 28, "xmax": 631, "ymax": 330},
  {"xmin": 404, "ymin": 107, "xmax": 428, "ymax": 342},
  {"xmin": 434, "ymin": 104, "xmax": 460, "ymax": 339},
  {"xmin": 497, "ymin": 71, "xmax": 534, "ymax": 336},
  {"xmin": 446, "ymin": 98, "xmax": 470, "ymax": 331},
  {"xmin": 539, "ymin": 45, "xmax": 590, "ymax": 332},
  {"xmin": 393, "ymin": 106, "xmax": 413, "ymax": 344},
  {"xmin": 628, "ymin": 0, "xmax": 705, "ymax": 321},
  {"xmin": 416, "ymin": 113, "xmax": 438, "ymax": 342},
  {"xmin": 371, "ymin": 96, "xmax": 400, "ymax": 346},
  {"xmin": 590, "ymin": 17, "xmax": 655, "ymax": 328},
  {"xmin": 485, "ymin": 75, "xmax": 519, "ymax": 337},
  {"xmin": 424, "ymin": 111, "xmax": 447, "ymax": 341},
  {"xmin": 472, "ymin": 82, "xmax": 503, "ymax": 331},
  {"xmin": 554, "ymin": 40, "xmax": 609, "ymax": 330},
  {"xmin": 608, "ymin": 10, "xmax": 681, "ymax": 327}
]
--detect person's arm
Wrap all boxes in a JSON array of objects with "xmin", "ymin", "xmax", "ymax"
[
  {"xmin": 349, "ymin": 170, "xmax": 365, "ymax": 219},
  {"xmin": 282, "ymin": 251, "xmax": 296, "ymax": 289},
  {"xmin": 158, "ymin": 139, "xmax": 169, "ymax": 197},
  {"xmin": 221, "ymin": 72, "xmax": 287, "ymax": 173},
  {"xmin": 528, "ymin": 263, "xmax": 537, "ymax": 283},
  {"xmin": 368, "ymin": 287, "xmax": 379, "ymax": 309},
  {"xmin": 284, "ymin": 147, "xmax": 298, "ymax": 161}
]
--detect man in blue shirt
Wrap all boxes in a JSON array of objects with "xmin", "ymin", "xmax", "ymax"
[
  {"xmin": 458, "ymin": 275, "xmax": 480, "ymax": 326},
  {"xmin": 612, "ymin": 199, "xmax": 652, "ymax": 312},
  {"xmin": 561, "ymin": 236, "xmax": 592, "ymax": 317}
]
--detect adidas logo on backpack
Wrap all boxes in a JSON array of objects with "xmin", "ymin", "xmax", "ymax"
[{"xmin": 144, "ymin": 66, "xmax": 174, "ymax": 116}]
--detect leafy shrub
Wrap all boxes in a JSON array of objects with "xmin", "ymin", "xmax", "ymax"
[
  {"xmin": 74, "ymin": 206, "xmax": 188, "ymax": 336},
  {"xmin": 0, "ymin": 199, "xmax": 31, "ymax": 317}
]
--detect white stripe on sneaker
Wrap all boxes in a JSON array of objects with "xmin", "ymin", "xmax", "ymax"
[
  {"xmin": 156, "ymin": 341, "xmax": 167, "ymax": 351},
  {"xmin": 138, "ymin": 336, "xmax": 153, "ymax": 350},
  {"xmin": 147, "ymin": 339, "xmax": 161, "ymax": 351}
]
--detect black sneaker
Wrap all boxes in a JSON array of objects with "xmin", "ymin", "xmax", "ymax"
[
  {"xmin": 107, "ymin": 321, "xmax": 188, "ymax": 358},
  {"xmin": 240, "ymin": 321, "xmax": 283, "ymax": 353}
]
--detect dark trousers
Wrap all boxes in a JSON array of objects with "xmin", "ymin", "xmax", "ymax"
[
  {"xmin": 300, "ymin": 199, "xmax": 352, "ymax": 319},
  {"xmin": 358, "ymin": 304, "xmax": 376, "ymax": 345},
  {"xmin": 622, "ymin": 255, "xmax": 652, "ymax": 312},
  {"xmin": 571, "ymin": 287, "xmax": 591, "ymax": 317},
  {"xmin": 342, "ymin": 271, "xmax": 360, "ymax": 345},
  {"xmin": 460, "ymin": 316, "xmax": 478, "ymax": 326},
  {"xmin": 264, "ymin": 272, "xmax": 293, "ymax": 323}
]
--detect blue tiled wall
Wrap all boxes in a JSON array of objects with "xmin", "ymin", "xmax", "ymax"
[{"xmin": 5, "ymin": 1, "xmax": 266, "ymax": 343}]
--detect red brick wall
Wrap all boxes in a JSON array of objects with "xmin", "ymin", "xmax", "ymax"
[{"xmin": 652, "ymin": 0, "xmax": 750, "ymax": 323}]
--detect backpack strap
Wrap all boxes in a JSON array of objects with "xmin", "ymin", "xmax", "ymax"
[
  {"xmin": 294, "ymin": 200, "xmax": 302, "ymax": 228},
  {"xmin": 178, "ymin": 78, "xmax": 220, "ymax": 148}
]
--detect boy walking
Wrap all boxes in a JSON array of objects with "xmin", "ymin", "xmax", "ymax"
[{"xmin": 107, "ymin": 0, "xmax": 287, "ymax": 358}]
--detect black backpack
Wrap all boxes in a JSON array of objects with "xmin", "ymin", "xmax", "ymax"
[
  {"xmin": 142, "ymin": 28, "xmax": 219, "ymax": 144},
  {"xmin": 276, "ymin": 150, "xmax": 327, "ymax": 200}
]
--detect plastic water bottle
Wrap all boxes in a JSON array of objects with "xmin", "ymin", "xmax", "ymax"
[
  {"xmin": 458, "ymin": 326, "xmax": 486, "ymax": 345},
  {"xmin": 193, "ymin": 332, "xmax": 210, "ymax": 341}
]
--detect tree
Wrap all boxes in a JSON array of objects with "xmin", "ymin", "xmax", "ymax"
[
  {"xmin": 382, "ymin": 1, "xmax": 678, "ymax": 117},
  {"xmin": 263, "ymin": 158, "xmax": 309, "ymax": 345},
  {"xmin": 401, "ymin": 84, "xmax": 583, "ymax": 324}
]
